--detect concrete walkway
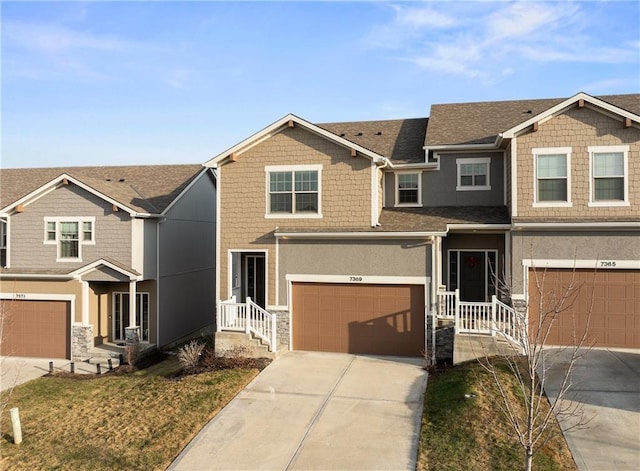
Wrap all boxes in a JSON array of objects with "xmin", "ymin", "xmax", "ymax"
[
  {"xmin": 169, "ymin": 351, "xmax": 428, "ymax": 470},
  {"xmin": 1, "ymin": 356, "xmax": 102, "ymax": 392},
  {"xmin": 543, "ymin": 348, "xmax": 640, "ymax": 471}
]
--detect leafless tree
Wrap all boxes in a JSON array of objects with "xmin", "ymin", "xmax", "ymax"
[
  {"xmin": 0, "ymin": 297, "xmax": 19, "ymax": 431},
  {"xmin": 473, "ymin": 264, "xmax": 595, "ymax": 471}
]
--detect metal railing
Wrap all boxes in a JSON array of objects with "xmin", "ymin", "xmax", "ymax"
[{"xmin": 217, "ymin": 296, "xmax": 277, "ymax": 352}]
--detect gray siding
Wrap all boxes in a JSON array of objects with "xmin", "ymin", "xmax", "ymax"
[
  {"xmin": 10, "ymin": 184, "xmax": 131, "ymax": 270},
  {"xmin": 383, "ymin": 151, "xmax": 505, "ymax": 207},
  {"xmin": 278, "ymin": 239, "xmax": 431, "ymax": 303},
  {"xmin": 157, "ymin": 171, "xmax": 216, "ymax": 346},
  {"xmin": 510, "ymin": 231, "xmax": 640, "ymax": 294}
]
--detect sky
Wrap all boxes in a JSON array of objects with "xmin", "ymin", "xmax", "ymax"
[{"xmin": 2, "ymin": 0, "xmax": 639, "ymax": 169}]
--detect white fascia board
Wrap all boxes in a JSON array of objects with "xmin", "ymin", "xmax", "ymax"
[
  {"xmin": 446, "ymin": 224, "xmax": 512, "ymax": 231},
  {"xmin": 1, "ymin": 173, "xmax": 142, "ymax": 216},
  {"xmin": 501, "ymin": 92, "xmax": 640, "ymax": 139},
  {"xmin": 513, "ymin": 221, "xmax": 640, "ymax": 230},
  {"xmin": 523, "ymin": 259, "xmax": 640, "ymax": 270},
  {"xmin": 424, "ymin": 143, "xmax": 498, "ymax": 152},
  {"xmin": 204, "ymin": 114, "xmax": 388, "ymax": 167},
  {"xmin": 286, "ymin": 274, "xmax": 429, "ymax": 285},
  {"xmin": 387, "ymin": 162, "xmax": 439, "ymax": 170},
  {"xmin": 275, "ymin": 231, "xmax": 442, "ymax": 239},
  {"xmin": 0, "ymin": 273, "xmax": 73, "ymax": 280},
  {"xmin": 69, "ymin": 258, "xmax": 142, "ymax": 280}
]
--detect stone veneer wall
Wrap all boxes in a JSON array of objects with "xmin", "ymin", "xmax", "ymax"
[
  {"xmin": 274, "ymin": 311, "xmax": 290, "ymax": 349},
  {"xmin": 71, "ymin": 324, "xmax": 93, "ymax": 361}
]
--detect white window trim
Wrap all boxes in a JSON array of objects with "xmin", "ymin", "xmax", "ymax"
[
  {"xmin": 532, "ymin": 147, "xmax": 573, "ymax": 208},
  {"xmin": 588, "ymin": 145, "xmax": 630, "ymax": 207},
  {"xmin": 264, "ymin": 164, "xmax": 323, "ymax": 219},
  {"xmin": 394, "ymin": 171, "xmax": 422, "ymax": 207},
  {"xmin": 456, "ymin": 157, "xmax": 491, "ymax": 191},
  {"xmin": 43, "ymin": 216, "xmax": 96, "ymax": 262}
]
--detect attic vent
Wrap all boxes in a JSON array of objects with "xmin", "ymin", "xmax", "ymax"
[
  {"xmin": 106, "ymin": 178, "xmax": 112, "ymax": 181},
  {"xmin": 340, "ymin": 133, "xmax": 345, "ymax": 137},
  {"xmin": 524, "ymin": 110, "xmax": 532, "ymax": 114},
  {"xmin": 375, "ymin": 131, "xmax": 382, "ymax": 135},
  {"xmin": 355, "ymin": 132, "xmax": 363, "ymax": 136},
  {"xmin": 118, "ymin": 178, "xmax": 125, "ymax": 182}
]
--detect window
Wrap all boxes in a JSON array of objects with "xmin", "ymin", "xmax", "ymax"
[
  {"xmin": 0, "ymin": 218, "xmax": 7, "ymax": 267},
  {"xmin": 113, "ymin": 292, "xmax": 150, "ymax": 342},
  {"xmin": 265, "ymin": 165, "xmax": 322, "ymax": 218},
  {"xmin": 589, "ymin": 145, "xmax": 629, "ymax": 206},
  {"xmin": 395, "ymin": 172, "xmax": 421, "ymax": 206},
  {"xmin": 44, "ymin": 217, "xmax": 95, "ymax": 261},
  {"xmin": 456, "ymin": 158, "xmax": 491, "ymax": 191},
  {"xmin": 533, "ymin": 148, "xmax": 572, "ymax": 206}
]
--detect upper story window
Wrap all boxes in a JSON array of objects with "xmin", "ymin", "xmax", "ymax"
[
  {"xmin": 588, "ymin": 145, "xmax": 629, "ymax": 207},
  {"xmin": 44, "ymin": 217, "xmax": 95, "ymax": 261},
  {"xmin": 265, "ymin": 165, "xmax": 322, "ymax": 218},
  {"xmin": 533, "ymin": 147, "xmax": 572, "ymax": 207},
  {"xmin": 395, "ymin": 172, "xmax": 421, "ymax": 206},
  {"xmin": 456, "ymin": 157, "xmax": 491, "ymax": 191}
]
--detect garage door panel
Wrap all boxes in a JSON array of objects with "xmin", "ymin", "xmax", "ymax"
[
  {"xmin": 529, "ymin": 269, "xmax": 639, "ymax": 349},
  {"xmin": 292, "ymin": 282, "xmax": 425, "ymax": 356},
  {"xmin": 0, "ymin": 300, "xmax": 71, "ymax": 359}
]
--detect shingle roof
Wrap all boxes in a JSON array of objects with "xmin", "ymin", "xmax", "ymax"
[
  {"xmin": 425, "ymin": 94, "xmax": 640, "ymax": 146},
  {"xmin": 0, "ymin": 164, "xmax": 206, "ymax": 214},
  {"xmin": 276, "ymin": 206, "xmax": 510, "ymax": 234},
  {"xmin": 318, "ymin": 118, "xmax": 428, "ymax": 164}
]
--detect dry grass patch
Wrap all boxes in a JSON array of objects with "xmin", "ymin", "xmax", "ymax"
[
  {"xmin": 0, "ymin": 367, "xmax": 257, "ymax": 470},
  {"xmin": 418, "ymin": 359, "xmax": 576, "ymax": 471}
]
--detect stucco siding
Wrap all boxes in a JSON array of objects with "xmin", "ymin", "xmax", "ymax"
[
  {"xmin": 516, "ymin": 107, "xmax": 640, "ymax": 219},
  {"xmin": 219, "ymin": 127, "xmax": 372, "ymax": 305},
  {"xmin": 10, "ymin": 184, "xmax": 132, "ymax": 270},
  {"xmin": 278, "ymin": 239, "xmax": 430, "ymax": 304},
  {"xmin": 510, "ymin": 231, "xmax": 640, "ymax": 293}
]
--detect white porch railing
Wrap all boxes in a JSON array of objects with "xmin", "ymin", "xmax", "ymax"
[
  {"xmin": 217, "ymin": 296, "xmax": 277, "ymax": 353},
  {"xmin": 437, "ymin": 289, "xmax": 524, "ymax": 348}
]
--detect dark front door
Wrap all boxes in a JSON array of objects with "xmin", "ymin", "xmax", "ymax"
[
  {"xmin": 459, "ymin": 251, "xmax": 486, "ymax": 301},
  {"xmin": 244, "ymin": 255, "xmax": 266, "ymax": 308}
]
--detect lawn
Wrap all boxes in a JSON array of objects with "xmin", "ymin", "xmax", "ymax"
[
  {"xmin": 418, "ymin": 359, "xmax": 577, "ymax": 471},
  {"xmin": 0, "ymin": 364, "xmax": 258, "ymax": 470}
]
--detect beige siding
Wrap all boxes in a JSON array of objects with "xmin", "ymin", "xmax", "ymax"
[
  {"xmin": 516, "ymin": 107, "xmax": 640, "ymax": 219},
  {"xmin": 219, "ymin": 127, "xmax": 372, "ymax": 305}
]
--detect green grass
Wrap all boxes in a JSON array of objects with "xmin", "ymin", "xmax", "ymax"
[
  {"xmin": 0, "ymin": 364, "xmax": 257, "ymax": 470},
  {"xmin": 418, "ymin": 360, "xmax": 576, "ymax": 471}
]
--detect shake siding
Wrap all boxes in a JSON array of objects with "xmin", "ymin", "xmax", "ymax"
[
  {"xmin": 10, "ymin": 184, "xmax": 132, "ymax": 270},
  {"xmin": 516, "ymin": 107, "xmax": 640, "ymax": 219},
  {"xmin": 219, "ymin": 127, "xmax": 371, "ymax": 305}
]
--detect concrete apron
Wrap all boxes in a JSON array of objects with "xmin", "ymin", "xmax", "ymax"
[
  {"xmin": 541, "ymin": 348, "xmax": 640, "ymax": 471},
  {"xmin": 169, "ymin": 351, "xmax": 429, "ymax": 471},
  {"xmin": 0, "ymin": 357, "xmax": 99, "ymax": 392}
]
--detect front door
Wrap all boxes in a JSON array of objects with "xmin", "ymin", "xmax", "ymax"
[
  {"xmin": 244, "ymin": 254, "xmax": 266, "ymax": 308},
  {"xmin": 449, "ymin": 250, "xmax": 497, "ymax": 302},
  {"xmin": 459, "ymin": 252, "xmax": 486, "ymax": 301},
  {"xmin": 113, "ymin": 292, "xmax": 149, "ymax": 343}
]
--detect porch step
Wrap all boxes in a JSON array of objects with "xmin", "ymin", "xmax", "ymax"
[
  {"xmin": 453, "ymin": 333, "xmax": 522, "ymax": 365},
  {"xmin": 214, "ymin": 331, "xmax": 287, "ymax": 360}
]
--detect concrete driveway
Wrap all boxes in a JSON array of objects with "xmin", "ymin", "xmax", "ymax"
[
  {"xmin": 169, "ymin": 351, "xmax": 428, "ymax": 470},
  {"xmin": 542, "ymin": 348, "xmax": 640, "ymax": 471}
]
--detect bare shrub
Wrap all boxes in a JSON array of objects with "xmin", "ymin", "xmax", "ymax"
[{"xmin": 177, "ymin": 340, "xmax": 205, "ymax": 370}]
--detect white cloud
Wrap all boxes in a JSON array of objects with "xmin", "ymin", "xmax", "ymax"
[{"xmin": 367, "ymin": 1, "xmax": 639, "ymax": 83}]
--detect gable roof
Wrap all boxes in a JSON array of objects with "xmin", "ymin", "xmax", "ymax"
[
  {"xmin": 425, "ymin": 93, "xmax": 640, "ymax": 147},
  {"xmin": 205, "ymin": 114, "xmax": 390, "ymax": 167},
  {"xmin": 0, "ymin": 164, "xmax": 207, "ymax": 216},
  {"xmin": 318, "ymin": 118, "xmax": 428, "ymax": 164}
]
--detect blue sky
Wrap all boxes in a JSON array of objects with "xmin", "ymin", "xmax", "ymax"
[{"xmin": 2, "ymin": 0, "xmax": 639, "ymax": 168}]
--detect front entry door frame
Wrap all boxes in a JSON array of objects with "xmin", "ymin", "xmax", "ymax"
[
  {"xmin": 447, "ymin": 249, "xmax": 498, "ymax": 302},
  {"xmin": 228, "ymin": 250, "xmax": 268, "ymax": 308}
]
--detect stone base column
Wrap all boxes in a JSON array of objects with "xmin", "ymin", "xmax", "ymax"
[
  {"xmin": 275, "ymin": 311, "xmax": 290, "ymax": 348},
  {"xmin": 71, "ymin": 324, "xmax": 93, "ymax": 361},
  {"xmin": 125, "ymin": 327, "xmax": 141, "ymax": 365}
]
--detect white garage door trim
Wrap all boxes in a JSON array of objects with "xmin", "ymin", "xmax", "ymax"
[{"xmin": 286, "ymin": 274, "xmax": 430, "ymax": 352}]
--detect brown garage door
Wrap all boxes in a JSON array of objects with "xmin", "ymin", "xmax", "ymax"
[
  {"xmin": 1, "ymin": 300, "xmax": 71, "ymax": 359},
  {"xmin": 292, "ymin": 282, "xmax": 425, "ymax": 356},
  {"xmin": 528, "ymin": 269, "xmax": 639, "ymax": 348}
]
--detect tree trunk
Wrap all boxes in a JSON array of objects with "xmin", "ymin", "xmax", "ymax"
[{"xmin": 524, "ymin": 447, "xmax": 533, "ymax": 471}]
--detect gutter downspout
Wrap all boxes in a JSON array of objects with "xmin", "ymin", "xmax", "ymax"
[{"xmin": 431, "ymin": 237, "xmax": 438, "ymax": 366}]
